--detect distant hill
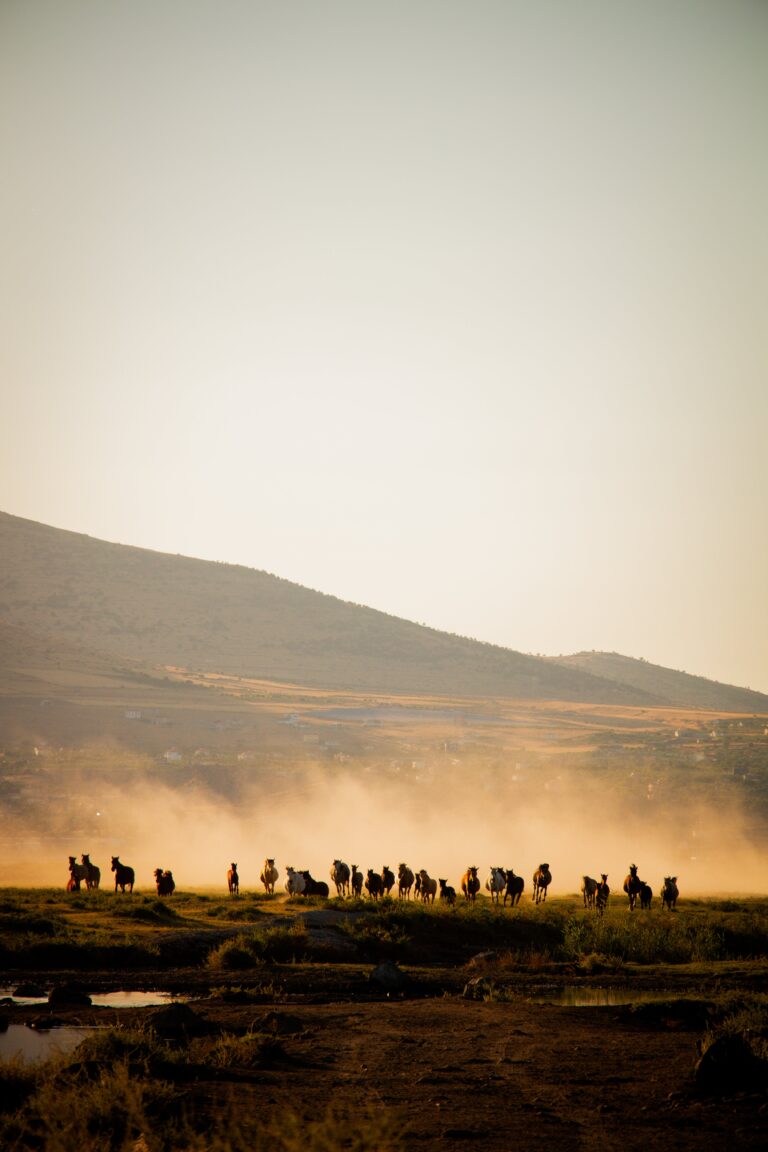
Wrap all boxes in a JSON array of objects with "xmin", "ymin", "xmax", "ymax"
[
  {"xmin": 548, "ymin": 651, "xmax": 768, "ymax": 714},
  {"xmin": 1, "ymin": 511, "xmax": 766, "ymax": 712}
]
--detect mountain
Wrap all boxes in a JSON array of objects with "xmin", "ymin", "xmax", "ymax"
[
  {"xmin": 1, "ymin": 510, "xmax": 766, "ymax": 712},
  {"xmin": 548, "ymin": 651, "xmax": 768, "ymax": 714}
]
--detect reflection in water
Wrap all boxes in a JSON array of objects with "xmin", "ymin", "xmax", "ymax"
[
  {"xmin": 529, "ymin": 988, "xmax": 675, "ymax": 1007},
  {"xmin": 0, "ymin": 1024, "xmax": 92, "ymax": 1064},
  {"xmin": 90, "ymin": 991, "xmax": 178, "ymax": 1008}
]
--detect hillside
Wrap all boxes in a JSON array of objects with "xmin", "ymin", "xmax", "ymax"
[
  {"xmin": 549, "ymin": 651, "xmax": 768, "ymax": 715},
  {"xmin": 1, "ymin": 511, "xmax": 766, "ymax": 712}
]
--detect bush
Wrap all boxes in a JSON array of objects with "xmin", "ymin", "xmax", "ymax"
[
  {"xmin": 206, "ymin": 937, "xmax": 263, "ymax": 972},
  {"xmin": 0, "ymin": 1060, "xmax": 179, "ymax": 1151},
  {"xmin": 205, "ymin": 1030, "xmax": 285, "ymax": 1069},
  {"xmin": 0, "ymin": 1058, "xmax": 38, "ymax": 1115},
  {"xmin": 250, "ymin": 922, "xmax": 309, "ymax": 963}
]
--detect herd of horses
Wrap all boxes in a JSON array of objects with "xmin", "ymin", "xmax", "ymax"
[
  {"xmin": 65, "ymin": 854, "xmax": 680, "ymax": 911},
  {"xmin": 66, "ymin": 854, "xmax": 170, "ymax": 897},
  {"xmin": 622, "ymin": 864, "xmax": 680, "ymax": 912}
]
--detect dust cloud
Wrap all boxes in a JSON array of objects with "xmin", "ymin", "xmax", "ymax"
[{"xmin": 1, "ymin": 753, "xmax": 766, "ymax": 896}]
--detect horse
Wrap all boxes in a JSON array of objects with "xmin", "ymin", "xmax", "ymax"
[
  {"xmin": 81, "ymin": 854, "xmax": 101, "ymax": 890},
  {"xmin": 623, "ymin": 864, "xmax": 643, "ymax": 911},
  {"xmin": 330, "ymin": 860, "xmax": 350, "ymax": 897},
  {"xmin": 595, "ymin": 874, "xmax": 610, "ymax": 916},
  {"xmin": 260, "ymin": 859, "xmax": 279, "ymax": 894},
  {"xmin": 532, "ymin": 864, "xmax": 552, "ymax": 904},
  {"xmin": 228, "ymin": 863, "xmax": 239, "ymax": 897},
  {"xmin": 581, "ymin": 875, "xmax": 598, "ymax": 908},
  {"xmin": 661, "ymin": 876, "xmax": 679, "ymax": 911},
  {"xmin": 503, "ymin": 869, "xmax": 525, "ymax": 907},
  {"xmin": 154, "ymin": 868, "xmax": 175, "ymax": 896},
  {"xmin": 461, "ymin": 866, "xmax": 480, "ymax": 902},
  {"xmin": 111, "ymin": 856, "xmax": 135, "ymax": 893},
  {"xmin": 68, "ymin": 856, "xmax": 88, "ymax": 891},
  {"xmin": 397, "ymin": 864, "xmax": 415, "ymax": 900},
  {"xmin": 485, "ymin": 867, "xmax": 506, "ymax": 905},
  {"xmin": 381, "ymin": 865, "xmax": 396, "ymax": 897}
]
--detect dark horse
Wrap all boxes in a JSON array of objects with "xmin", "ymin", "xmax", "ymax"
[
  {"xmin": 623, "ymin": 864, "xmax": 643, "ymax": 911},
  {"xmin": 154, "ymin": 868, "xmax": 175, "ymax": 896},
  {"xmin": 503, "ymin": 869, "xmax": 525, "ymax": 907},
  {"xmin": 111, "ymin": 856, "xmax": 135, "ymax": 893}
]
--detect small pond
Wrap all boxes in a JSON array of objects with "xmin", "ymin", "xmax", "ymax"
[
  {"xmin": 0, "ymin": 1023, "xmax": 93, "ymax": 1064},
  {"xmin": 1, "ymin": 989, "xmax": 181, "ymax": 1009}
]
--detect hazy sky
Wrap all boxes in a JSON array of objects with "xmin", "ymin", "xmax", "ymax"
[{"xmin": 2, "ymin": 1, "xmax": 767, "ymax": 691}]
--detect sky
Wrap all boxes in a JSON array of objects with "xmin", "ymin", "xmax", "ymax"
[{"xmin": 2, "ymin": 1, "xmax": 767, "ymax": 693}]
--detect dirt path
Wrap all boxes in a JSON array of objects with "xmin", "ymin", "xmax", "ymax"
[
  {"xmin": 199, "ymin": 997, "xmax": 764, "ymax": 1151},
  {"xmin": 18, "ymin": 993, "xmax": 761, "ymax": 1151}
]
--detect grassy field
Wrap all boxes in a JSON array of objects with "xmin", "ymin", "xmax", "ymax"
[
  {"xmin": 3, "ymin": 887, "xmax": 768, "ymax": 973},
  {"xmin": 2, "ymin": 888, "xmax": 768, "ymax": 1151}
]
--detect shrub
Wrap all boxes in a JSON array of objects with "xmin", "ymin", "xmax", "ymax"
[
  {"xmin": 0, "ymin": 1058, "xmax": 38, "ymax": 1115},
  {"xmin": 206, "ymin": 937, "xmax": 263, "ymax": 972},
  {"xmin": 0, "ymin": 1060, "xmax": 178, "ymax": 1151},
  {"xmin": 205, "ymin": 1030, "xmax": 285, "ymax": 1069},
  {"xmin": 249, "ymin": 922, "xmax": 308, "ymax": 963}
]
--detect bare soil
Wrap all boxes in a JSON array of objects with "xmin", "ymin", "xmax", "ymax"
[{"xmin": 6, "ymin": 975, "xmax": 767, "ymax": 1151}]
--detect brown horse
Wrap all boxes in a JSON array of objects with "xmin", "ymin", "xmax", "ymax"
[
  {"xmin": 227, "ymin": 863, "xmax": 239, "ymax": 897},
  {"xmin": 461, "ymin": 866, "xmax": 480, "ymax": 902},
  {"xmin": 532, "ymin": 864, "xmax": 552, "ymax": 904}
]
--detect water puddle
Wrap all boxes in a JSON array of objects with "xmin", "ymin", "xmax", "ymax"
[
  {"xmin": 90, "ymin": 991, "xmax": 180, "ymax": 1008},
  {"xmin": 527, "ymin": 988, "xmax": 676, "ymax": 1008},
  {"xmin": 0, "ymin": 1023, "xmax": 93, "ymax": 1064},
  {"xmin": 1, "ymin": 989, "xmax": 182, "ymax": 1008}
]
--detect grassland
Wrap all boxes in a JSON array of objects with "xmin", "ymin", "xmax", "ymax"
[{"xmin": 1, "ymin": 888, "xmax": 767, "ymax": 1151}]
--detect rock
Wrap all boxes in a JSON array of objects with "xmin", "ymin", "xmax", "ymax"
[
  {"xmin": 466, "ymin": 951, "xmax": 497, "ymax": 970},
  {"xmin": 147, "ymin": 1002, "xmax": 209, "ymax": 1040},
  {"xmin": 694, "ymin": 1034, "xmax": 768, "ymax": 1095},
  {"xmin": 30, "ymin": 1017, "xmax": 66, "ymax": 1030},
  {"xmin": 48, "ymin": 983, "xmax": 92, "ymax": 1007},
  {"xmin": 369, "ymin": 960, "xmax": 410, "ymax": 994},
  {"xmin": 14, "ymin": 982, "xmax": 47, "ymax": 998}
]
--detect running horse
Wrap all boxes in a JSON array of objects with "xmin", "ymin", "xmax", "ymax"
[
  {"xmin": 623, "ymin": 864, "xmax": 643, "ymax": 911},
  {"xmin": 111, "ymin": 856, "xmax": 135, "ymax": 893}
]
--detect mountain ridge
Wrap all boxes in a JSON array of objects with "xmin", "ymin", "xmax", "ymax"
[{"xmin": 1, "ymin": 510, "xmax": 766, "ymax": 712}]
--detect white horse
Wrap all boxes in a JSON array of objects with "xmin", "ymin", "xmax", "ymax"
[{"xmin": 485, "ymin": 867, "xmax": 506, "ymax": 905}]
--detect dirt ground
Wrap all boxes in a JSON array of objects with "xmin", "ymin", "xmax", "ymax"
[{"xmin": 8, "ymin": 987, "xmax": 767, "ymax": 1151}]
